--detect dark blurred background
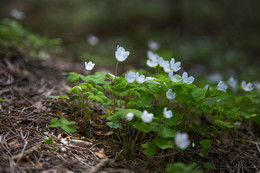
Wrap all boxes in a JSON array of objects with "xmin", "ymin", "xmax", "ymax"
[{"xmin": 1, "ymin": 0, "xmax": 260, "ymax": 83}]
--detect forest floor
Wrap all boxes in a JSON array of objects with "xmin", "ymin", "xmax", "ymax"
[{"xmin": 0, "ymin": 54, "xmax": 260, "ymax": 173}]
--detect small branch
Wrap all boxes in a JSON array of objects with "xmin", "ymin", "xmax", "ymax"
[{"xmin": 90, "ymin": 158, "xmax": 109, "ymax": 173}]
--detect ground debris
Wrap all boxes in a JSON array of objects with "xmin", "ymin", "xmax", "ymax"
[{"xmin": 0, "ymin": 54, "xmax": 260, "ymax": 173}]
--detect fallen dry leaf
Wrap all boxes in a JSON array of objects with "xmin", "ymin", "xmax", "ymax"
[
  {"xmin": 94, "ymin": 148, "xmax": 107, "ymax": 159},
  {"xmin": 8, "ymin": 138, "xmax": 22, "ymax": 149}
]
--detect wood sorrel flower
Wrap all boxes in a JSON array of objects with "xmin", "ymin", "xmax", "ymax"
[
  {"xmin": 148, "ymin": 40, "xmax": 160, "ymax": 51},
  {"xmin": 136, "ymin": 72, "xmax": 146, "ymax": 83},
  {"xmin": 158, "ymin": 57, "xmax": 165, "ymax": 67},
  {"xmin": 146, "ymin": 51, "xmax": 159, "ymax": 68},
  {"xmin": 125, "ymin": 71, "xmax": 136, "ymax": 83},
  {"xmin": 169, "ymin": 58, "xmax": 181, "ymax": 72},
  {"xmin": 126, "ymin": 112, "xmax": 134, "ymax": 121},
  {"xmin": 147, "ymin": 51, "xmax": 158, "ymax": 61},
  {"xmin": 217, "ymin": 81, "xmax": 228, "ymax": 92},
  {"xmin": 163, "ymin": 107, "xmax": 173, "ymax": 119},
  {"xmin": 10, "ymin": 9, "xmax": 25, "ymax": 20},
  {"xmin": 115, "ymin": 45, "xmax": 130, "ymax": 62},
  {"xmin": 141, "ymin": 110, "xmax": 154, "ymax": 123},
  {"xmin": 147, "ymin": 59, "xmax": 159, "ymax": 68},
  {"xmin": 254, "ymin": 82, "xmax": 260, "ymax": 90},
  {"xmin": 241, "ymin": 81, "xmax": 254, "ymax": 92},
  {"xmin": 166, "ymin": 89, "xmax": 176, "ymax": 100},
  {"xmin": 162, "ymin": 60, "xmax": 170, "ymax": 73},
  {"xmin": 175, "ymin": 132, "xmax": 190, "ymax": 150},
  {"xmin": 228, "ymin": 77, "xmax": 237, "ymax": 90},
  {"xmin": 182, "ymin": 72, "xmax": 194, "ymax": 84},
  {"xmin": 87, "ymin": 34, "xmax": 99, "ymax": 46},
  {"xmin": 85, "ymin": 61, "xmax": 95, "ymax": 71},
  {"xmin": 168, "ymin": 70, "xmax": 182, "ymax": 82}
]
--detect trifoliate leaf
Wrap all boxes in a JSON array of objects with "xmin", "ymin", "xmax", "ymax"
[
  {"xmin": 203, "ymin": 162, "xmax": 215, "ymax": 169},
  {"xmin": 67, "ymin": 72, "xmax": 81, "ymax": 82},
  {"xmin": 200, "ymin": 139, "xmax": 210, "ymax": 148},
  {"xmin": 155, "ymin": 138, "xmax": 174, "ymax": 149},
  {"xmin": 159, "ymin": 125, "xmax": 176, "ymax": 138},
  {"xmin": 163, "ymin": 111, "xmax": 183, "ymax": 126},
  {"xmin": 106, "ymin": 122, "xmax": 123, "ymax": 129},
  {"xmin": 189, "ymin": 87, "xmax": 207, "ymax": 100},
  {"xmin": 61, "ymin": 124, "xmax": 77, "ymax": 133},
  {"xmin": 49, "ymin": 118, "xmax": 61, "ymax": 127},
  {"xmin": 214, "ymin": 120, "xmax": 233, "ymax": 128},
  {"xmin": 60, "ymin": 117, "xmax": 76, "ymax": 125},
  {"xmin": 142, "ymin": 142, "xmax": 156, "ymax": 156},
  {"xmin": 132, "ymin": 121, "xmax": 150, "ymax": 133}
]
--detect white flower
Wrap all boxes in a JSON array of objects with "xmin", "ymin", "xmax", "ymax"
[
  {"xmin": 136, "ymin": 72, "xmax": 146, "ymax": 83},
  {"xmin": 77, "ymin": 86, "xmax": 82, "ymax": 92},
  {"xmin": 168, "ymin": 70, "xmax": 182, "ymax": 82},
  {"xmin": 217, "ymin": 81, "xmax": 228, "ymax": 92},
  {"xmin": 169, "ymin": 58, "xmax": 181, "ymax": 72},
  {"xmin": 147, "ymin": 51, "xmax": 158, "ymax": 61},
  {"xmin": 141, "ymin": 110, "xmax": 154, "ymax": 123},
  {"xmin": 146, "ymin": 59, "xmax": 159, "ymax": 68},
  {"xmin": 126, "ymin": 112, "xmax": 134, "ymax": 121},
  {"xmin": 10, "ymin": 9, "xmax": 25, "ymax": 20},
  {"xmin": 175, "ymin": 132, "xmax": 190, "ymax": 150},
  {"xmin": 163, "ymin": 107, "xmax": 173, "ymax": 119},
  {"xmin": 115, "ymin": 45, "xmax": 130, "ymax": 62},
  {"xmin": 241, "ymin": 81, "xmax": 254, "ymax": 92},
  {"xmin": 85, "ymin": 61, "xmax": 95, "ymax": 71},
  {"xmin": 254, "ymin": 82, "xmax": 260, "ymax": 90},
  {"xmin": 125, "ymin": 71, "xmax": 136, "ymax": 83},
  {"xmin": 158, "ymin": 57, "xmax": 165, "ymax": 67},
  {"xmin": 166, "ymin": 89, "xmax": 176, "ymax": 100},
  {"xmin": 162, "ymin": 61, "xmax": 171, "ymax": 73},
  {"xmin": 182, "ymin": 72, "xmax": 194, "ymax": 84},
  {"xmin": 87, "ymin": 34, "xmax": 99, "ymax": 46},
  {"xmin": 146, "ymin": 51, "xmax": 159, "ymax": 68},
  {"xmin": 148, "ymin": 40, "xmax": 160, "ymax": 51},
  {"xmin": 228, "ymin": 77, "xmax": 237, "ymax": 90},
  {"xmin": 234, "ymin": 121, "xmax": 241, "ymax": 128}
]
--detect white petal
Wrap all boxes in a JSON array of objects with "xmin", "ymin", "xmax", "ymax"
[{"xmin": 126, "ymin": 112, "xmax": 134, "ymax": 121}]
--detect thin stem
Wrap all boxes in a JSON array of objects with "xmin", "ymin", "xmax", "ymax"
[{"xmin": 113, "ymin": 62, "xmax": 119, "ymax": 111}]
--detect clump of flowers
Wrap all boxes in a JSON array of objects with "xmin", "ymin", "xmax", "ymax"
[{"xmin": 60, "ymin": 45, "xmax": 259, "ymax": 165}]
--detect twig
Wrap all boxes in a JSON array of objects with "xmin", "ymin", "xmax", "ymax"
[
  {"xmin": 16, "ymin": 129, "xmax": 29, "ymax": 162},
  {"xmin": 12, "ymin": 144, "xmax": 41, "ymax": 160},
  {"xmin": 90, "ymin": 158, "xmax": 109, "ymax": 173},
  {"xmin": 0, "ymin": 77, "xmax": 25, "ymax": 87}
]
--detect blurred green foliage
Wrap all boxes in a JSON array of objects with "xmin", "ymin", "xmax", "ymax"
[
  {"xmin": 1, "ymin": 0, "xmax": 260, "ymax": 79},
  {"xmin": 0, "ymin": 19, "xmax": 61, "ymax": 58}
]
